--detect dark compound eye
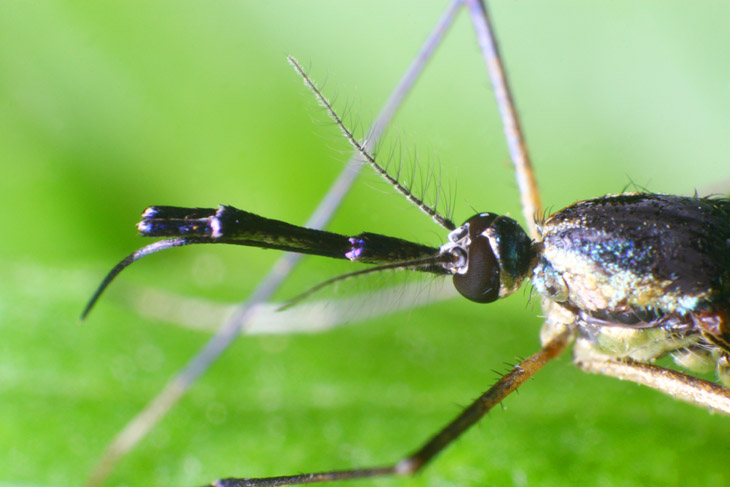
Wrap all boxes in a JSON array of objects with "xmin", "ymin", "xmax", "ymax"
[
  {"xmin": 447, "ymin": 213, "xmax": 533, "ymax": 304},
  {"xmin": 452, "ymin": 214, "xmax": 501, "ymax": 303},
  {"xmin": 453, "ymin": 233, "xmax": 500, "ymax": 302}
]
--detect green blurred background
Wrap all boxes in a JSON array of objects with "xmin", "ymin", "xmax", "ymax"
[{"xmin": 2, "ymin": 1, "xmax": 729, "ymax": 486}]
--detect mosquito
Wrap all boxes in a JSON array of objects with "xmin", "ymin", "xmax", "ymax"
[{"xmin": 81, "ymin": 1, "xmax": 730, "ymax": 486}]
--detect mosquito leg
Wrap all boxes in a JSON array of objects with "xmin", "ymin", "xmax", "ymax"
[
  {"xmin": 212, "ymin": 330, "xmax": 571, "ymax": 487},
  {"xmin": 465, "ymin": 0, "xmax": 542, "ymax": 238},
  {"xmin": 575, "ymin": 358, "xmax": 730, "ymax": 415},
  {"xmin": 84, "ymin": 3, "xmax": 465, "ymax": 486}
]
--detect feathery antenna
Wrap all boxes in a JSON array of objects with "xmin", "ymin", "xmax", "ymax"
[{"xmin": 288, "ymin": 56, "xmax": 456, "ymax": 231}]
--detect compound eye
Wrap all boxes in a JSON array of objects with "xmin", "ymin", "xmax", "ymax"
[{"xmin": 452, "ymin": 215, "xmax": 501, "ymax": 303}]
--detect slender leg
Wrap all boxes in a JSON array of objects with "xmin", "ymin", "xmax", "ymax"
[
  {"xmin": 575, "ymin": 358, "xmax": 730, "ymax": 415},
  {"xmin": 212, "ymin": 330, "xmax": 571, "ymax": 487},
  {"xmin": 465, "ymin": 0, "xmax": 542, "ymax": 239}
]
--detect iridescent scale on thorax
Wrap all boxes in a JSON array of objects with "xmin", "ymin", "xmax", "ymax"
[{"xmin": 532, "ymin": 193, "xmax": 730, "ymax": 383}]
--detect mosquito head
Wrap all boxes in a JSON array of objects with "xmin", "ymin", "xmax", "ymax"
[{"xmin": 439, "ymin": 213, "xmax": 533, "ymax": 303}]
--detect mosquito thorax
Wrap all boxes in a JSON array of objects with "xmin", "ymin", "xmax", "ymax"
[{"xmin": 440, "ymin": 213, "xmax": 533, "ymax": 303}]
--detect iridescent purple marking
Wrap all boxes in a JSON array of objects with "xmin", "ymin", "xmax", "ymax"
[
  {"xmin": 141, "ymin": 206, "xmax": 158, "ymax": 218},
  {"xmin": 136, "ymin": 220, "xmax": 153, "ymax": 234},
  {"xmin": 210, "ymin": 210, "xmax": 223, "ymax": 238},
  {"xmin": 346, "ymin": 237, "xmax": 365, "ymax": 261}
]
